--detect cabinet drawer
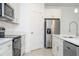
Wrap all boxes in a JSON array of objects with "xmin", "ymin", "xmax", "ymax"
[
  {"xmin": 63, "ymin": 49, "xmax": 70, "ymax": 56},
  {"xmin": 63, "ymin": 41, "xmax": 77, "ymax": 51},
  {"xmin": 63, "ymin": 41, "xmax": 77, "ymax": 56}
]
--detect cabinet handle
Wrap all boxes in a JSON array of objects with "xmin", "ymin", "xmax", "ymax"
[
  {"xmin": 57, "ymin": 47, "xmax": 59, "ymax": 51},
  {"xmin": 8, "ymin": 45, "xmax": 11, "ymax": 47},
  {"xmin": 67, "ymin": 47, "xmax": 70, "ymax": 50}
]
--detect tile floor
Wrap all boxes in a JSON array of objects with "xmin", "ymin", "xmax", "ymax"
[{"xmin": 24, "ymin": 48, "xmax": 53, "ymax": 56}]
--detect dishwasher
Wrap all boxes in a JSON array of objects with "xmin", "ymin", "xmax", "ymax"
[{"xmin": 63, "ymin": 40, "xmax": 79, "ymax": 56}]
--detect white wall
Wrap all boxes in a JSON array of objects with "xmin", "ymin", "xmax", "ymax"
[
  {"xmin": 61, "ymin": 7, "xmax": 79, "ymax": 35},
  {"xmin": 0, "ymin": 3, "xmax": 44, "ymax": 53},
  {"xmin": 20, "ymin": 3, "xmax": 44, "ymax": 52},
  {"xmin": 45, "ymin": 5, "xmax": 79, "ymax": 35},
  {"xmin": 20, "ymin": 3, "xmax": 44, "ymax": 51}
]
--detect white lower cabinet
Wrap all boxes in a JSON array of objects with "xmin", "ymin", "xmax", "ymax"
[
  {"xmin": 52, "ymin": 36, "xmax": 63, "ymax": 56},
  {"xmin": 21, "ymin": 35, "xmax": 25, "ymax": 55},
  {"xmin": 0, "ymin": 41, "xmax": 12, "ymax": 56}
]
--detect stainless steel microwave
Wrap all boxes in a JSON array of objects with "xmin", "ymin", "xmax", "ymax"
[{"xmin": 0, "ymin": 3, "xmax": 14, "ymax": 20}]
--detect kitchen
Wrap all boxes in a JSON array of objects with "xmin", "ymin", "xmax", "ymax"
[{"xmin": 0, "ymin": 3, "xmax": 79, "ymax": 56}]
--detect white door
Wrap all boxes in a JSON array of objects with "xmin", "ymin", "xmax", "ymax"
[{"xmin": 29, "ymin": 10, "xmax": 44, "ymax": 50}]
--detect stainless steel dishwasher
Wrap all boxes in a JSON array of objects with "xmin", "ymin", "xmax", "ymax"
[{"xmin": 63, "ymin": 40, "xmax": 79, "ymax": 56}]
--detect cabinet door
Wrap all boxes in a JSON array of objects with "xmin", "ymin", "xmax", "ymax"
[
  {"xmin": 52, "ymin": 36, "xmax": 59, "ymax": 56},
  {"xmin": 63, "ymin": 41, "xmax": 77, "ymax": 56},
  {"xmin": 55, "ymin": 43, "xmax": 59, "ymax": 56},
  {"xmin": 21, "ymin": 35, "xmax": 25, "ymax": 55},
  {"xmin": 52, "ymin": 41, "xmax": 57, "ymax": 55},
  {"xmin": 52, "ymin": 36, "xmax": 56, "ymax": 55},
  {"xmin": 57, "ymin": 38, "xmax": 63, "ymax": 56},
  {"xmin": 1, "ymin": 49, "xmax": 12, "ymax": 56},
  {"xmin": 52, "ymin": 36, "xmax": 63, "ymax": 56},
  {"xmin": 0, "ymin": 41, "xmax": 12, "ymax": 56}
]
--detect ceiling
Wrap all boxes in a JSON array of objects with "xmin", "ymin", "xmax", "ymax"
[{"xmin": 45, "ymin": 3, "xmax": 79, "ymax": 7}]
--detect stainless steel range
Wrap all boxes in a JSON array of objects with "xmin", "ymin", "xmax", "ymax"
[
  {"xmin": 5, "ymin": 35, "xmax": 21, "ymax": 56},
  {"xmin": 0, "ymin": 27, "xmax": 21, "ymax": 56},
  {"xmin": 0, "ymin": 27, "xmax": 5, "ymax": 38},
  {"xmin": 12, "ymin": 36, "xmax": 21, "ymax": 56}
]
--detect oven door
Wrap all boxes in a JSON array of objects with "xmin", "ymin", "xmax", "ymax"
[
  {"xmin": 13, "ymin": 36, "xmax": 21, "ymax": 56},
  {"xmin": 0, "ymin": 32, "xmax": 5, "ymax": 38}
]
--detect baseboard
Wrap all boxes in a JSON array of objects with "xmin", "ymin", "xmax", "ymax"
[
  {"xmin": 25, "ymin": 49, "xmax": 31, "ymax": 53},
  {"xmin": 31, "ymin": 48, "xmax": 42, "ymax": 52}
]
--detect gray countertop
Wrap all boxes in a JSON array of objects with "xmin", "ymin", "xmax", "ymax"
[
  {"xmin": 53, "ymin": 34, "xmax": 79, "ymax": 46},
  {"xmin": 5, "ymin": 35, "xmax": 21, "ymax": 38}
]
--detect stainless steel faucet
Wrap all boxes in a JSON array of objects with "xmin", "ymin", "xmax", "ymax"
[{"xmin": 69, "ymin": 21, "xmax": 78, "ymax": 36}]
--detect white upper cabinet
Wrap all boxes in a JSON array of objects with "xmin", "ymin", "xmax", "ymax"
[
  {"xmin": 44, "ymin": 9, "xmax": 61, "ymax": 18},
  {"xmin": 8, "ymin": 3, "xmax": 20, "ymax": 24}
]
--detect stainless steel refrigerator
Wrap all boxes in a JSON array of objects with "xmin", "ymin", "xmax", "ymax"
[{"xmin": 44, "ymin": 18, "xmax": 60, "ymax": 48}]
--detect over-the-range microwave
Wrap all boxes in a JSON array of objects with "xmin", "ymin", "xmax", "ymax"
[{"xmin": 0, "ymin": 3, "xmax": 14, "ymax": 20}]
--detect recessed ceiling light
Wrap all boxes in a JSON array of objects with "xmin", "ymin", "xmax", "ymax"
[{"xmin": 74, "ymin": 8, "xmax": 78, "ymax": 13}]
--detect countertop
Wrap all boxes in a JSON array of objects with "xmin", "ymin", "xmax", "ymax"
[
  {"xmin": 0, "ymin": 35, "xmax": 23, "ymax": 45},
  {"xmin": 0, "ymin": 38, "xmax": 13, "ymax": 45},
  {"xmin": 53, "ymin": 34, "xmax": 79, "ymax": 46}
]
